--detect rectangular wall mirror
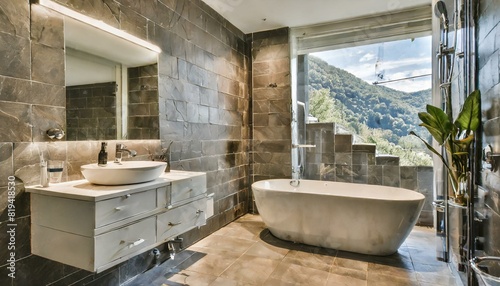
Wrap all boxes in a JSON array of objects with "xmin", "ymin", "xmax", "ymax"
[{"xmin": 39, "ymin": 0, "xmax": 162, "ymax": 141}]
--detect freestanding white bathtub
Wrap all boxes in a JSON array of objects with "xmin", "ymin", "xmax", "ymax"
[{"xmin": 252, "ymin": 179, "xmax": 425, "ymax": 255}]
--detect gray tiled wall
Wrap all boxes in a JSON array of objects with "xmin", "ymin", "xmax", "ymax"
[
  {"xmin": 250, "ymin": 28, "xmax": 292, "ymax": 183},
  {"xmin": 128, "ymin": 64, "xmax": 159, "ymax": 140},
  {"xmin": 0, "ymin": 0, "xmax": 251, "ymax": 285},
  {"xmin": 304, "ymin": 124, "xmax": 434, "ymax": 225},
  {"xmin": 477, "ymin": 0, "xmax": 500, "ymax": 258},
  {"xmin": 66, "ymin": 82, "xmax": 118, "ymax": 140}
]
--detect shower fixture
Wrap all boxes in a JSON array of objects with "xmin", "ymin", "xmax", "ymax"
[{"xmin": 434, "ymin": 0, "xmax": 449, "ymax": 31}]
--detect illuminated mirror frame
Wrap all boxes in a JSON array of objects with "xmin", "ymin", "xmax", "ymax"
[
  {"xmin": 37, "ymin": 0, "xmax": 161, "ymax": 53},
  {"xmin": 36, "ymin": 0, "xmax": 162, "ymax": 140}
]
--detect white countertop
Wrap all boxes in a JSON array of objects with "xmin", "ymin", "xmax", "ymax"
[{"xmin": 26, "ymin": 170, "xmax": 206, "ymax": 202}]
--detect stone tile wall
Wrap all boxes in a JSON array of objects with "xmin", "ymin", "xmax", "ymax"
[
  {"xmin": 304, "ymin": 123, "xmax": 434, "ymax": 225},
  {"xmin": 128, "ymin": 64, "xmax": 159, "ymax": 140},
  {"xmin": 477, "ymin": 0, "xmax": 500, "ymax": 258},
  {"xmin": 0, "ymin": 0, "xmax": 251, "ymax": 285},
  {"xmin": 66, "ymin": 82, "xmax": 117, "ymax": 141},
  {"xmin": 250, "ymin": 28, "xmax": 292, "ymax": 184}
]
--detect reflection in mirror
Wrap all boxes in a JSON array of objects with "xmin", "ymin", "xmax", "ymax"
[
  {"xmin": 66, "ymin": 49, "xmax": 119, "ymax": 140},
  {"xmin": 54, "ymin": 5, "xmax": 161, "ymax": 140}
]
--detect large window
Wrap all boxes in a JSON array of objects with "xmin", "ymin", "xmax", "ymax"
[
  {"xmin": 290, "ymin": 6, "xmax": 434, "ymax": 168},
  {"xmin": 307, "ymin": 36, "xmax": 433, "ymax": 166}
]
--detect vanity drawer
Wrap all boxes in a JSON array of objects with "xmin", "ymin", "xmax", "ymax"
[
  {"xmin": 96, "ymin": 189, "xmax": 156, "ymax": 228},
  {"xmin": 157, "ymin": 198, "xmax": 206, "ymax": 242},
  {"xmin": 170, "ymin": 175, "xmax": 206, "ymax": 205},
  {"xmin": 95, "ymin": 217, "xmax": 156, "ymax": 268},
  {"xmin": 32, "ymin": 216, "xmax": 156, "ymax": 272},
  {"xmin": 156, "ymin": 185, "xmax": 171, "ymax": 209}
]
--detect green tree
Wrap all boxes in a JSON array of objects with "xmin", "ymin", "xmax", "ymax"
[{"xmin": 309, "ymin": 89, "xmax": 338, "ymax": 122}]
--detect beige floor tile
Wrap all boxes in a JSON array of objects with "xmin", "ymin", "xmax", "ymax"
[
  {"xmin": 368, "ymin": 262, "xmax": 416, "ymax": 279},
  {"xmin": 269, "ymin": 261, "xmax": 330, "ymax": 285},
  {"xmin": 130, "ymin": 216, "xmax": 463, "ymax": 286},
  {"xmin": 327, "ymin": 273, "xmax": 367, "ymax": 286},
  {"xmin": 283, "ymin": 248, "xmax": 336, "ymax": 272},
  {"xmin": 244, "ymin": 241, "xmax": 289, "ymax": 260},
  {"xmin": 163, "ymin": 270, "xmax": 217, "ymax": 286},
  {"xmin": 330, "ymin": 266, "xmax": 367, "ymax": 281},
  {"xmin": 209, "ymin": 277, "xmax": 255, "ymax": 286},
  {"xmin": 367, "ymin": 272, "xmax": 419, "ymax": 286},
  {"xmin": 333, "ymin": 256, "xmax": 369, "ymax": 272},
  {"xmin": 179, "ymin": 252, "xmax": 239, "ymax": 276},
  {"xmin": 263, "ymin": 277, "xmax": 302, "ymax": 286},
  {"xmin": 188, "ymin": 245, "xmax": 243, "ymax": 258},
  {"xmin": 213, "ymin": 221, "xmax": 266, "ymax": 241},
  {"xmin": 193, "ymin": 234, "xmax": 256, "ymax": 255},
  {"xmin": 220, "ymin": 254, "xmax": 280, "ymax": 285}
]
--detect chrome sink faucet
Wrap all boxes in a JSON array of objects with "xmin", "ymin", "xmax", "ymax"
[{"xmin": 114, "ymin": 143, "xmax": 137, "ymax": 163}]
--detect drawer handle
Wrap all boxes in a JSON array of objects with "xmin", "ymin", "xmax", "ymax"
[
  {"xmin": 196, "ymin": 209, "xmax": 204, "ymax": 215},
  {"xmin": 115, "ymin": 206, "xmax": 124, "ymax": 211},
  {"xmin": 168, "ymin": 221, "xmax": 181, "ymax": 226},
  {"xmin": 124, "ymin": 194, "xmax": 131, "ymax": 198},
  {"xmin": 128, "ymin": 238, "xmax": 145, "ymax": 248}
]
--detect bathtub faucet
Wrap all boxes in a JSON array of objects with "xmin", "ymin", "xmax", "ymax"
[
  {"xmin": 292, "ymin": 144, "xmax": 314, "ymax": 181},
  {"xmin": 290, "ymin": 179, "xmax": 300, "ymax": 187}
]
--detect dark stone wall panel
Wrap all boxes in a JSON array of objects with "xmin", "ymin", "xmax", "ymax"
[
  {"xmin": 0, "ymin": 33, "xmax": 31, "ymax": 79},
  {"xmin": 0, "ymin": 0, "xmax": 251, "ymax": 284},
  {"xmin": 0, "ymin": 0, "xmax": 30, "ymax": 38},
  {"xmin": 54, "ymin": 0, "xmax": 120, "ymax": 28},
  {"xmin": 32, "ymin": 105, "xmax": 66, "ymax": 142},
  {"xmin": 31, "ymin": 43, "xmax": 65, "ymax": 86},
  {"xmin": 478, "ymin": 0, "xmax": 500, "ymax": 266},
  {"xmin": 30, "ymin": 5, "xmax": 64, "ymax": 48},
  {"xmin": 0, "ymin": 101, "xmax": 32, "ymax": 142}
]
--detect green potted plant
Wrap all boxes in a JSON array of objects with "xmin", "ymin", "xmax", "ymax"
[{"xmin": 410, "ymin": 90, "xmax": 481, "ymax": 205}]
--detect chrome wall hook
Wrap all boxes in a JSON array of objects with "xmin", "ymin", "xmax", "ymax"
[
  {"xmin": 483, "ymin": 145, "xmax": 500, "ymax": 172},
  {"xmin": 46, "ymin": 128, "xmax": 65, "ymax": 140}
]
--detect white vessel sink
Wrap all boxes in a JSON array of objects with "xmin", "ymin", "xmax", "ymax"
[{"xmin": 81, "ymin": 161, "xmax": 167, "ymax": 185}]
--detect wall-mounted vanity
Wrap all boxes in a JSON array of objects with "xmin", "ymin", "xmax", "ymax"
[
  {"xmin": 26, "ymin": 1, "xmax": 207, "ymax": 273},
  {"xmin": 27, "ymin": 171, "xmax": 213, "ymax": 273}
]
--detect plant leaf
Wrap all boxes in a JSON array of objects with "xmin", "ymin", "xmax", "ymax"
[
  {"xmin": 419, "ymin": 123, "xmax": 446, "ymax": 145},
  {"xmin": 417, "ymin": 105, "xmax": 453, "ymax": 145},
  {"xmin": 455, "ymin": 90, "xmax": 481, "ymax": 132},
  {"xmin": 409, "ymin": 131, "xmax": 451, "ymax": 171},
  {"xmin": 426, "ymin": 105, "xmax": 452, "ymax": 129}
]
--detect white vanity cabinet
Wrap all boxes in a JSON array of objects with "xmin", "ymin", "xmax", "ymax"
[{"xmin": 27, "ymin": 171, "xmax": 210, "ymax": 273}]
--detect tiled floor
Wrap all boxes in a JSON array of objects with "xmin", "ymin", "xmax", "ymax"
[{"xmin": 127, "ymin": 214, "xmax": 461, "ymax": 286}]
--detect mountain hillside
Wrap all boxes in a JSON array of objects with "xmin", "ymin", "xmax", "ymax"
[
  {"xmin": 308, "ymin": 55, "xmax": 431, "ymax": 144},
  {"xmin": 307, "ymin": 55, "xmax": 433, "ymax": 166}
]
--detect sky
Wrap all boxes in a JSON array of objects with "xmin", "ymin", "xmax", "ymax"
[{"xmin": 311, "ymin": 36, "xmax": 432, "ymax": 93}]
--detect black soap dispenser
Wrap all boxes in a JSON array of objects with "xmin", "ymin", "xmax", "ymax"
[{"xmin": 98, "ymin": 142, "xmax": 108, "ymax": 166}]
